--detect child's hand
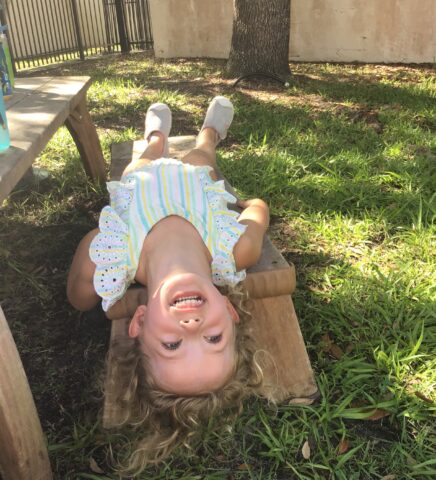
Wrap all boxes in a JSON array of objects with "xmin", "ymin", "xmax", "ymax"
[{"xmin": 236, "ymin": 198, "xmax": 248, "ymax": 209}]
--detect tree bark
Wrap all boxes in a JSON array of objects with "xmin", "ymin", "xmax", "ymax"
[{"xmin": 227, "ymin": 0, "xmax": 291, "ymax": 78}]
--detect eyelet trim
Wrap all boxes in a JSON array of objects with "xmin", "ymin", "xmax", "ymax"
[
  {"xmin": 197, "ymin": 171, "xmax": 247, "ymax": 286},
  {"xmin": 89, "ymin": 206, "xmax": 135, "ymax": 311}
]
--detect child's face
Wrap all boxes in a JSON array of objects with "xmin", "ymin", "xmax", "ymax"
[{"xmin": 129, "ymin": 273, "xmax": 240, "ymax": 395}]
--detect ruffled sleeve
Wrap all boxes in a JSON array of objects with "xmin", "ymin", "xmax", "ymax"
[
  {"xmin": 89, "ymin": 206, "xmax": 134, "ymax": 312},
  {"xmin": 107, "ymin": 177, "xmax": 135, "ymax": 223},
  {"xmin": 198, "ymin": 170, "xmax": 247, "ymax": 286}
]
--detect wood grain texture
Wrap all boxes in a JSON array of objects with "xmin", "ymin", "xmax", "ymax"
[
  {"xmin": 65, "ymin": 97, "xmax": 106, "ymax": 182},
  {"xmin": 247, "ymin": 295, "xmax": 318, "ymax": 403},
  {"xmin": 103, "ymin": 317, "xmax": 131, "ymax": 429},
  {"xmin": 243, "ymin": 264, "xmax": 295, "ymax": 298},
  {"xmin": 0, "ymin": 307, "xmax": 52, "ymax": 480}
]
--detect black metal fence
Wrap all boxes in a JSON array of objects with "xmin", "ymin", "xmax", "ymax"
[{"xmin": 0, "ymin": 0, "xmax": 153, "ymax": 72}]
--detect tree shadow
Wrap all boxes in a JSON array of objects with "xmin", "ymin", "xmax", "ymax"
[
  {"xmin": 0, "ymin": 212, "xmax": 109, "ymax": 428},
  {"xmin": 217, "ymin": 89, "xmax": 434, "ymax": 232},
  {"xmin": 291, "ymin": 70, "xmax": 434, "ymax": 113}
]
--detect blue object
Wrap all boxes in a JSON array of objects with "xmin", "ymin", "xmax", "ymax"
[
  {"xmin": 0, "ymin": 25, "xmax": 13, "ymax": 98},
  {"xmin": 0, "ymin": 90, "xmax": 10, "ymax": 151}
]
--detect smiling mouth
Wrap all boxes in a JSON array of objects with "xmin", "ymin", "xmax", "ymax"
[{"xmin": 170, "ymin": 295, "xmax": 205, "ymax": 309}]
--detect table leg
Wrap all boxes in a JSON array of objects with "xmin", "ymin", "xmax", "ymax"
[
  {"xmin": 65, "ymin": 97, "xmax": 107, "ymax": 183},
  {"xmin": 0, "ymin": 307, "xmax": 53, "ymax": 480}
]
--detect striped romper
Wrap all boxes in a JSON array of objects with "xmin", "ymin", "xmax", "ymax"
[{"xmin": 89, "ymin": 158, "xmax": 247, "ymax": 312}]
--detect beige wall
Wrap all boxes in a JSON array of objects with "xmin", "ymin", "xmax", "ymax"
[
  {"xmin": 149, "ymin": 0, "xmax": 436, "ymax": 63},
  {"xmin": 149, "ymin": 0, "xmax": 233, "ymax": 59},
  {"xmin": 290, "ymin": 0, "xmax": 436, "ymax": 63}
]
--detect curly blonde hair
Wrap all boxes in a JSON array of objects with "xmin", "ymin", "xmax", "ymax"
[{"xmin": 106, "ymin": 285, "xmax": 263, "ymax": 475}]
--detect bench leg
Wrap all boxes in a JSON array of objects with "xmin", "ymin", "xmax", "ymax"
[
  {"xmin": 65, "ymin": 97, "xmax": 106, "ymax": 183},
  {"xmin": 102, "ymin": 317, "xmax": 130, "ymax": 429},
  {"xmin": 0, "ymin": 307, "xmax": 53, "ymax": 480},
  {"xmin": 248, "ymin": 295, "xmax": 318, "ymax": 404}
]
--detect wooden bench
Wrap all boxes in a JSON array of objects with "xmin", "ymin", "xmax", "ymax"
[{"xmin": 103, "ymin": 136, "xmax": 318, "ymax": 428}]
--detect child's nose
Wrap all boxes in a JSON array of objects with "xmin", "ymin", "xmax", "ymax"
[{"xmin": 179, "ymin": 317, "xmax": 203, "ymax": 330}]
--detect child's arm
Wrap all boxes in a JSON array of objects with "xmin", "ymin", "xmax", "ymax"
[
  {"xmin": 66, "ymin": 229, "xmax": 101, "ymax": 311},
  {"xmin": 233, "ymin": 198, "xmax": 270, "ymax": 270}
]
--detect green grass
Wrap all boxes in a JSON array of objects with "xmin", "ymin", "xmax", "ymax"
[{"xmin": 0, "ymin": 54, "xmax": 435, "ymax": 479}]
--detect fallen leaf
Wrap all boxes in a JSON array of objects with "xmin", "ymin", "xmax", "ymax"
[
  {"xmin": 321, "ymin": 333, "xmax": 332, "ymax": 346},
  {"xmin": 89, "ymin": 457, "xmax": 105, "ymax": 474},
  {"xmin": 415, "ymin": 391, "xmax": 433, "ymax": 404},
  {"xmin": 349, "ymin": 403, "xmax": 391, "ymax": 421},
  {"xmin": 301, "ymin": 440, "xmax": 311, "ymax": 459},
  {"xmin": 337, "ymin": 438, "xmax": 350, "ymax": 455},
  {"xmin": 321, "ymin": 333, "xmax": 344, "ymax": 359},
  {"xmin": 330, "ymin": 343, "xmax": 345, "ymax": 360},
  {"xmin": 366, "ymin": 408, "xmax": 390, "ymax": 421},
  {"xmin": 381, "ymin": 475, "xmax": 396, "ymax": 480},
  {"xmin": 237, "ymin": 463, "xmax": 250, "ymax": 470}
]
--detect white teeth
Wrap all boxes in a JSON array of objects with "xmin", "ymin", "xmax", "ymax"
[{"xmin": 171, "ymin": 296, "xmax": 203, "ymax": 307}]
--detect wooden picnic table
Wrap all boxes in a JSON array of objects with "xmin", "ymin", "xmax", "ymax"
[
  {"xmin": 0, "ymin": 75, "xmax": 106, "ymax": 203},
  {"xmin": 0, "ymin": 76, "xmax": 106, "ymax": 479}
]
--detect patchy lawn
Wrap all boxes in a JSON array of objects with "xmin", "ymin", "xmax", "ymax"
[{"xmin": 0, "ymin": 53, "xmax": 435, "ymax": 479}]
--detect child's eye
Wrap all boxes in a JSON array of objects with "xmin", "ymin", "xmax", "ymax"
[
  {"xmin": 162, "ymin": 340, "xmax": 182, "ymax": 350},
  {"xmin": 205, "ymin": 334, "xmax": 222, "ymax": 344}
]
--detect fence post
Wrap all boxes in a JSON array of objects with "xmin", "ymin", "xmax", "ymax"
[
  {"xmin": 0, "ymin": 1, "xmax": 5, "ymax": 28},
  {"xmin": 70, "ymin": 0, "xmax": 85, "ymax": 60},
  {"xmin": 114, "ymin": 0, "xmax": 130, "ymax": 53}
]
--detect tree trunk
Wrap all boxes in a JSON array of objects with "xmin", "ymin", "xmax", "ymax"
[{"xmin": 227, "ymin": 0, "xmax": 291, "ymax": 78}]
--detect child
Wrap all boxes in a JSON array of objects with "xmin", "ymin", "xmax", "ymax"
[{"xmin": 67, "ymin": 97, "xmax": 269, "ymax": 469}]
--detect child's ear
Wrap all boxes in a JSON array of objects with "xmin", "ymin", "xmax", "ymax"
[
  {"xmin": 226, "ymin": 299, "xmax": 240, "ymax": 323},
  {"xmin": 128, "ymin": 305, "xmax": 147, "ymax": 338}
]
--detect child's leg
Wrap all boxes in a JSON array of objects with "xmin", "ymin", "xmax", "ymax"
[
  {"xmin": 181, "ymin": 128, "xmax": 219, "ymax": 179},
  {"xmin": 181, "ymin": 96, "xmax": 234, "ymax": 180},
  {"xmin": 122, "ymin": 103, "xmax": 172, "ymax": 177},
  {"xmin": 122, "ymin": 133, "xmax": 166, "ymax": 177},
  {"xmin": 67, "ymin": 228, "xmax": 101, "ymax": 311}
]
